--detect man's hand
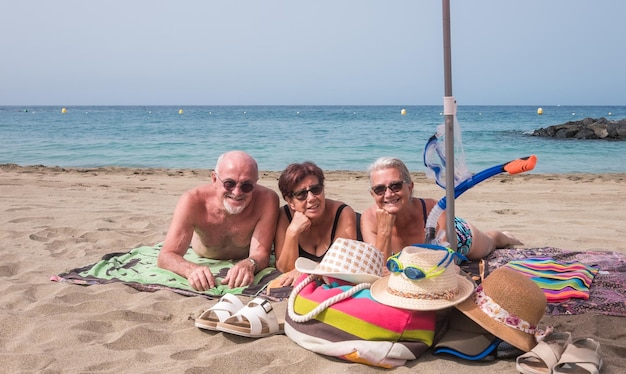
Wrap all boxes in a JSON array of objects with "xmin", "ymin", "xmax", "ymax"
[
  {"xmin": 222, "ymin": 259, "xmax": 256, "ymax": 288},
  {"xmin": 187, "ymin": 266, "xmax": 217, "ymax": 291}
]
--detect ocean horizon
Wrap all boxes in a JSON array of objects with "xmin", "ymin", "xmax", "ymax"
[{"xmin": 1, "ymin": 105, "xmax": 625, "ymax": 174}]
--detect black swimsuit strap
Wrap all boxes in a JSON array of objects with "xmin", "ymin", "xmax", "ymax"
[
  {"xmin": 283, "ymin": 204, "xmax": 292, "ymax": 220},
  {"xmin": 330, "ymin": 204, "xmax": 347, "ymax": 242},
  {"xmin": 419, "ymin": 198, "xmax": 427, "ymax": 228}
]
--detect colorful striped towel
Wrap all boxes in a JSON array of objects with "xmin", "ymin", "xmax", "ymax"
[{"xmin": 505, "ymin": 258, "xmax": 599, "ymax": 302}]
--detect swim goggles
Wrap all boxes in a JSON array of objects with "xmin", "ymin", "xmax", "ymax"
[{"xmin": 386, "ymin": 244, "xmax": 465, "ymax": 280}]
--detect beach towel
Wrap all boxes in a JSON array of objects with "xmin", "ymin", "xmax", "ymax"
[
  {"xmin": 51, "ymin": 243, "xmax": 285, "ymax": 299},
  {"xmin": 504, "ymin": 258, "xmax": 599, "ymax": 302},
  {"xmin": 461, "ymin": 247, "xmax": 626, "ymax": 317}
]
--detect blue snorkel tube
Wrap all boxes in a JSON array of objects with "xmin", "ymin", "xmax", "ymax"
[{"xmin": 423, "ymin": 154, "xmax": 537, "ymax": 244}]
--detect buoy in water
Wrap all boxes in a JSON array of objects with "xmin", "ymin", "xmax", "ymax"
[
  {"xmin": 537, "ymin": 107, "xmax": 543, "ymax": 115},
  {"xmin": 178, "ymin": 109, "xmax": 184, "ymax": 114},
  {"xmin": 401, "ymin": 108, "xmax": 407, "ymax": 115},
  {"xmin": 61, "ymin": 108, "xmax": 67, "ymax": 114}
]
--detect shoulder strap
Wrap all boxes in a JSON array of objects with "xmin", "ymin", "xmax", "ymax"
[
  {"xmin": 287, "ymin": 275, "xmax": 371, "ymax": 323},
  {"xmin": 283, "ymin": 205, "xmax": 292, "ymax": 221},
  {"xmin": 419, "ymin": 199, "xmax": 427, "ymax": 228},
  {"xmin": 330, "ymin": 204, "xmax": 347, "ymax": 242}
]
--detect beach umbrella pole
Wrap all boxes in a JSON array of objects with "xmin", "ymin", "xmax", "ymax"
[{"xmin": 442, "ymin": 0, "xmax": 457, "ymax": 250}]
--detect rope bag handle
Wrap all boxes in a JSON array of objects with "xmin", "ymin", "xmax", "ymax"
[{"xmin": 287, "ymin": 274, "xmax": 371, "ymax": 323}]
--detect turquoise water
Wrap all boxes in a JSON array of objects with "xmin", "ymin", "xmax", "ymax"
[{"xmin": 1, "ymin": 105, "xmax": 625, "ymax": 174}]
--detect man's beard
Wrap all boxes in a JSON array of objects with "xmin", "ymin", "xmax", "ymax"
[{"xmin": 223, "ymin": 196, "xmax": 246, "ymax": 215}]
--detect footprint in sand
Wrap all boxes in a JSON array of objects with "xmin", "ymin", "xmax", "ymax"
[
  {"xmin": 5, "ymin": 206, "xmax": 33, "ymax": 213},
  {"xmin": 71, "ymin": 320, "xmax": 115, "ymax": 335},
  {"xmin": 104, "ymin": 325, "xmax": 172, "ymax": 350},
  {"xmin": 30, "ymin": 227, "xmax": 80, "ymax": 241},
  {"xmin": 171, "ymin": 349, "xmax": 203, "ymax": 361},
  {"xmin": 494, "ymin": 209, "xmax": 519, "ymax": 215},
  {"xmin": 0, "ymin": 263, "xmax": 18, "ymax": 277},
  {"xmin": 9, "ymin": 215, "xmax": 53, "ymax": 224},
  {"xmin": 29, "ymin": 231, "xmax": 54, "ymax": 242}
]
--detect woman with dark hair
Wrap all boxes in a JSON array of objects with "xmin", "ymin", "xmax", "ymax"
[{"xmin": 272, "ymin": 161, "xmax": 358, "ymax": 286}]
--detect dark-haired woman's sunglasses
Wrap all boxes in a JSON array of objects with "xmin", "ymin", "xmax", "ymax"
[
  {"xmin": 291, "ymin": 184, "xmax": 323, "ymax": 201},
  {"xmin": 216, "ymin": 174, "xmax": 255, "ymax": 193},
  {"xmin": 371, "ymin": 181, "xmax": 405, "ymax": 196}
]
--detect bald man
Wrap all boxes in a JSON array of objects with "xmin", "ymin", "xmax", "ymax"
[{"xmin": 157, "ymin": 150, "xmax": 279, "ymax": 291}]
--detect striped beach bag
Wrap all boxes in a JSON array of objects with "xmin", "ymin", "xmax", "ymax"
[{"xmin": 285, "ymin": 274, "xmax": 436, "ymax": 368}]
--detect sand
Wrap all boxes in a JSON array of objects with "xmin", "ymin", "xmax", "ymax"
[{"xmin": 1, "ymin": 164, "xmax": 624, "ymax": 373}]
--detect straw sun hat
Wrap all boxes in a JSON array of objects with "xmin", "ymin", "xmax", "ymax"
[
  {"xmin": 455, "ymin": 266, "xmax": 547, "ymax": 352},
  {"xmin": 295, "ymin": 238, "xmax": 384, "ymax": 284},
  {"xmin": 370, "ymin": 245, "xmax": 475, "ymax": 311}
]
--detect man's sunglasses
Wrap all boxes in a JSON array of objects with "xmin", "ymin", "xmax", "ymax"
[
  {"xmin": 291, "ymin": 184, "xmax": 323, "ymax": 201},
  {"xmin": 215, "ymin": 173, "xmax": 255, "ymax": 193},
  {"xmin": 370, "ymin": 181, "xmax": 405, "ymax": 196}
]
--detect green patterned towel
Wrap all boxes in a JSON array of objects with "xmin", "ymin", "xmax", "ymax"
[{"xmin": 51, "ymin": 243, "xmax": 285, "ymax": 299}]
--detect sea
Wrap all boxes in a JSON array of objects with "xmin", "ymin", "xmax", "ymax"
[{"xmin": 1, "ymin": 105, "xmax": 625, "ymax": 174}]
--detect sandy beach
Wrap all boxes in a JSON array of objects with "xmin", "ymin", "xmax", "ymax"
[{"xmin": 1, "ymin": 164, "xmax": 624, "ymax": 373}]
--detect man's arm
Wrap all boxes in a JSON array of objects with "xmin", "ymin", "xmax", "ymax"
[
  {"xmin": 222, "ymin": 187, "xmax": 279, "ymax": 288},
  {"xmin": 157, "ymin": 191, "xmax": 216, "ymax": 290},
  {"xmin": 249, "ymin": 188, "xmax": 280, "ymax": 270}
]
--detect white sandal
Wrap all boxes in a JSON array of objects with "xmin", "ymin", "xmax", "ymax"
[
  {"xmin": 516, "ymin": 331, "xmax": 572, "ymax": 374},
  {"xmin": 216, "ymin": 297, "xmax": 285, "ymax": 338},
  {"xmin": 552, "ymin": 337, "xmax": 603, "ymax": 374},
  {"xmin": 195, "ymin": 294, "xmax": 245, "ymax": 331}
]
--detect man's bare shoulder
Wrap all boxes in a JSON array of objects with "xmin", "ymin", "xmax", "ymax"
[
  {"xmin": 178, "ymin": 184, "xmax": 215, "ymax": 205},
  {"xmin": 246, "ymin": 185, "xmax": 278, "ymax": 214},
  {"xmin": 253, "ymin": 184, "xmax": 279, "ymax": 201}
]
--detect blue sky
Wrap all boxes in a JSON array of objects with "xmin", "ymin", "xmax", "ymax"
[{"xmin": 1, "ymin": 1, "xmax": 624, "ymax": 106}]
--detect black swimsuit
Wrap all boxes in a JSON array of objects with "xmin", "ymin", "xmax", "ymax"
[{"xmin": 283, "ymin": 204, "xmax": 347, "ymax": 262}]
